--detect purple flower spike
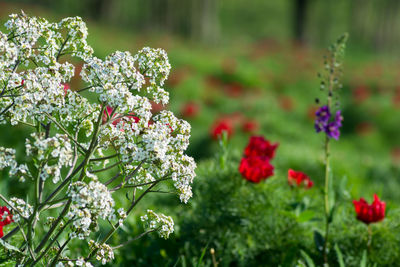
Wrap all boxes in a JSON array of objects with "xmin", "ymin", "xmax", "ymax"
[
  {"xmin": 314, "ymin": 106, "xmax": 343, "ymax": 140},
  {"xmin": 315, "ymin": 106, "xmax": 331, "ymax": 133}
]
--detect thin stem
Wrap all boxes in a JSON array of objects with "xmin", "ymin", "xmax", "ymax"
[
  {"xmin": 77, "ymin": 85, "xmax": 95, "ymax": 93},
  {"xmin": 32, "ymin": 219, "xmax": 72, "ymax": 266},
  {"xmin": 90, "ymin": 154, "xmax": 118, "ymax": 162},
  {"xmin": 322, "ymin": 52, "xmax": 336, "ymax": 264},
  {"xmin": 78, "ymin": 106, "xmax": 105, "ymax": 181},
  {"xmin": 89, "ymin": 160, "xmax": 122, "ymax": 174},
  {"xmin": 104, "ymin": 172, "xmax": 121, "ymax": 186},
  {"xmin": 50, "ymin": 237, "xmax": 71, "ymax": 267},
  {"xmin": 112, "ymin": 229, "xmax": 157, "ymax": 250},
  {"xmin": 367, "ymin": 225, "xmax": 372, "ymax": 251},
  {"xmin": 15, "ymin": 221, "xmax": 36, "ymax": 260},
  {"xmin": 109, "ymin": 160, "xmax": 145, "ymax": 191},
  {"xmin": 34, "ymin": 200, "xmax": 71, "ymax": 254},
  {"xmin": 56, "ymin": 35, "xmax": 70, "ymax": 61},
  {"xmin": 111, "ymin": 176, "xmax": 172, "ymax": 192},
  {"xmin": 43, "ymin": 112, "xmax": 87, "ymax": 154}
]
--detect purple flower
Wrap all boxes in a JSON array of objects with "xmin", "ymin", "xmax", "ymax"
[
  {"xmin": 315, "ymin": 106, "xmax": 331, "ymax": 132},
  {"xmin": 314, "ymin": 106, "xmax": 343, "ymax": 140},
  {"xmin": 326, "ymin": 121, "xmax": 340, "ymax": 140},
  {"xmin": 335, "ymin": 110, "xmax": 343, "ymax": 127}
]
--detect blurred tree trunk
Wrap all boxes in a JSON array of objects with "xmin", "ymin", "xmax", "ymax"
[
  {"xmin": 191, "ymin": 0, "xmax": 220, "ymax": 43},
  {"xmin": 293, "ymin": 0, "xmax": 308, "ymax": 43}
]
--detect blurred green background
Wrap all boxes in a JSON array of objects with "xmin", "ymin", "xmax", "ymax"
[{"xmin": 1, "ymin": 1, "xmax": 400, "ymax": 266}]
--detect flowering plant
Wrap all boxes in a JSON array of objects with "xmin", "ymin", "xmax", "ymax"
[{"xmin": 0, "ymin": 12, "xmax": 195, "ymax": 266}]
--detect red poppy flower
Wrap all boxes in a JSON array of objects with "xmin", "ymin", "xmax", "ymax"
[
  {"xmin": 210, "ymin": 120, "xmax": 233, "ymax": 140},
  {"xmin": 181, "ymin": 102, "xmax": 200, "ymax": 118},
  {"xmin": 241, "ymin": 120, "xmax": 259, "ymax": 133},
  {"xmin": 288, "ymin": 169, "xmax": 313, "ymax": 189},
  {"xmin": 353, "ymin": 194, "xmax": 386, "ymax": 224},
  {"xmin": 239, "ymin": 156, "xmax": 274, "ymax": 183},
  {"xmin": 244, "ymin": 136, "xmax": 278, "ymax": 159},
  {"xmin": 0, "ymin": 206, "xmax": 13, "ymax": 238}
]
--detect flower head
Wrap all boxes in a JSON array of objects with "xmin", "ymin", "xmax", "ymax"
[
  {"xmin": 314, "ymin": 105, "xmax": 331, "ymax": 132},
  {"xmin": 287, "ymin": 169, "xmax": 313, "ymax": 189},
  {"xmin": 244, "ymin": 136, "xmax": 278, "ymax": 159},
  {"xmin": 239, "ymin": 156, "xmax": 274, "ymax": 183},
  {"xmin": 314, "ymin": 106, "xmax": 343, "ymax": 140},
  {"xmin": 210, "ymin": 120, "xmax": 233, "ymax": 140},
  {"xmin": 353, "ymin": 194, "xmax": 385, "ymax": 224}
]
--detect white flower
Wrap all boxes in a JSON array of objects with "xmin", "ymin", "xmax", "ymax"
[{"xmin": 141, "ymin": 209, "xmax": 174, "ymax": 239}]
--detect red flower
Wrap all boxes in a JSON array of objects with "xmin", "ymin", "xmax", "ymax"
[
  {"xmin": 353, "ymin": 194, "xmax": 386, "ymax": 224},
  {"xmin": 241, "ymin": 120, "xmax": 259, "ymax": 133},
  {"xmin": 181, "ymin": 102, "xmax": 200, "ymax": 118},
  {"xmin": 63, "ymin": 83, "xmax": 70, "ymax": 95},
  {"xmin": 288, "ymin": 169, "xmax": 313, "ymax": 189},
  {"xmin": 244, "ymin": 136, "xmax": 278, "ymax": 159},
  {"xmin": 211, "ymin": 120, "xmax": 233, "ymax": 140},
  {"xmin": 239, "ymin": 156, "xmax": 274, "ymax": 183},
  {"xmin": 0, "ymin": 206, "xmax": 13, "ymax": 238}
]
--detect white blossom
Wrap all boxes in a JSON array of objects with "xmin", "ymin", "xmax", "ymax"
[{"xmin": 141, "ymin": 209, "xmax": 174, "ymax": 239}]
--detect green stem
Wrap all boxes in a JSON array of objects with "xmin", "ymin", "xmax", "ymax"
[
  {"xmin": 323, "ymin": 135, "xmax": 330, "ymax": 263},
  {"xmin": 367, "ymin": 225, "xmax": 372, "ymax": 251}
]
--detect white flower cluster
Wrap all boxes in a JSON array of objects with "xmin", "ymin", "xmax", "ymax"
[
  {"xmin": 67, "ymin": 181, "xmax": 114, "ymax": 238},
  {"xmin": 141, "ymin": 209, "xmax": 174, "ymax": 239},
  {"xmin": 59, "ymin": 90, "xmax": 99, "ymax": 136},
  {"xmin": 134, "ymin": 47, "xmax": 171, "ymax": 105},
  {"xmin": 116, "ymin": 208, "xmax": 127, "ymax": 226},
  {"xmin": 98, "ymin": 109, "xmax": 196, "ymax": 202},
  {"xmin": 0, "ymin": 147, "xmax": 17, "ymax": 170},
  {"xmin": 88, "ymin": 240, "xmax": 115, "ymax": 265},
  {"xmin": 0, "ymin": 13, "xmax": 92, "ymax": 126},
  {"xmin": 55, "ymin": 259, "xmax": 93, "ymax": 267},
  {"xmin": 0, "ymin": 11, "xmax": 196, "ymax": 264},
  {"xmin": 9, "ymin": 197, "xmax": 33, "ymax": 223},
  {"xmin": 26, "ymin": 133, "xmax": 73, "ymax": 183}
]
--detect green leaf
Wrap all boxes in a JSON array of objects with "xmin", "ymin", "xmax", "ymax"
[
  {"xmin": 196, "ymin": 243, "xmax": 209, "ymax": 267},
  {"xmin": 0, "ymin": 239, "xmax": 22, "ymax": 254},
  {"xmin": 334, "ymin": 243, "xmax": 345, "ymax": 267},
  {"xmin": 297, "ymin": 210, "xmax": 315, "ymax": 223},
  {"xmin": 313, "ymin": 230, "xmax": 325, "ymax": 253},
  {"xmin": 300, "ymin": 250, "xmax": 315, "ymax": 267},
  {"xmin": 360, "ymin": 250, "xmax": 367, "ymax": 267},
  {"xmin": 172, "ymin": 256, "xmax": 181, "ymax": 267}
]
